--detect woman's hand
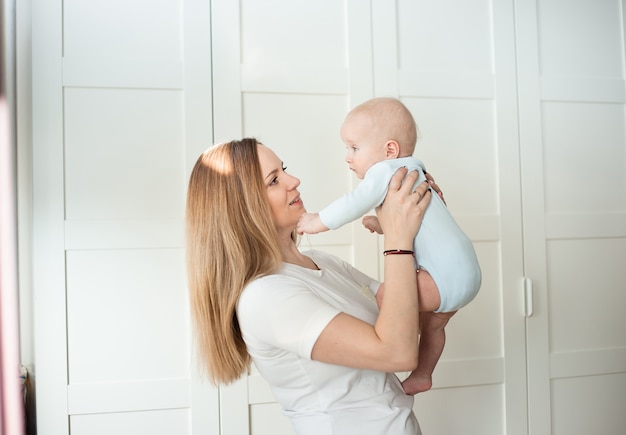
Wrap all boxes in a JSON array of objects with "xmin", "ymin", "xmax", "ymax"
[{"xmin": 376, "ymin": 168, "xmax": 431, "ymax": 248}]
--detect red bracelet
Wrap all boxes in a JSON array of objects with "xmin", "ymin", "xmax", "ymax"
[{"xmin": 383, "ymin": 249, "xmax": 415, "ymax": 257}]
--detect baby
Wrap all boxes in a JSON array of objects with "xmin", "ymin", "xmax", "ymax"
[{"xmin": 297, "ymin": 97, "xmax": 481, "ymax": 394}]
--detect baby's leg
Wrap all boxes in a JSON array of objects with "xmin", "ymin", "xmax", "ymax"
[
  {"xmin": 374, "ymin": 269, "xmax": 441, "ymax": 311},
  {"xmin": 400, "ymin": 269, "xmax": 452, "ymax": 395},
  {"xmin": 402, "ymin": 310, "xmax": 455, "ymax": 395},
  {"xmin": 376, "ymin": 269, "xmax": 453, "ymax": 394},
  {"xmin": 415, "ymin": 268, "xmax": 441, "ymax": 312}
]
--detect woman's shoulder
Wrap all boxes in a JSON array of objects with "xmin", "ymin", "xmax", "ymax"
[
  {"xmin": 238, "ymin": 272, "xmax": 304, "ymax": 313},
  {"xmin": 237, "ymin": 260, "xmax": 340, "ymax": 321},
  {"xmin": 241, "ymin": 263, "xmax": 320, "ymax": 295},
  {"xmin": 243, "ymin": 271, "xmax": 302, "ymax": 292}
]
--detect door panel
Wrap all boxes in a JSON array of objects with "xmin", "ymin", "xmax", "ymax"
[
  {"xmin": 551, "ymin": 373, "xmax": 626, "ymax": 435},
  {"xmin": 66, "ymin": 250, "xmax": 188, "ymax": 384},
  {"xmin": 212, "ymin": 0, "xmax": 378, "ymax": 270},
  {"xmin": 414, "ymin": 384, "xmax": 504, "ymax": 435},
  {"xmin": 32, "ymin": 0, "xmax": 217, "ymax": 433},
  {"xmin": 384, "ymin": 1, "xmax": 523, "ymax": 433},
  {"xmin": 70, "ymin": 409, "xmax": 191, "ymax": 435},
  {"xmin": 212, "ymin": 0, "xmax": 380, "ymax": 433},
  {"xmin": 518, "ymin": 0, "xmax": 626, "ymax": 433}
]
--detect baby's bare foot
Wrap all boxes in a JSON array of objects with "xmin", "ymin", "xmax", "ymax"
[{"xmin": 402, "ymin": 375, "xmax": 432, "ymax": 395}]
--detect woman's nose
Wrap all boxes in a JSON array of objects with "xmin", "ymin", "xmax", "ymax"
[{"xmin": 287, "ymin": 173, "xmax": 300, "ymax": 189}]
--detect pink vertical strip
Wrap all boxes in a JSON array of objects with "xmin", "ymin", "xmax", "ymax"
[{"xmin": 0, "ymin": 96, "xmax": 25, "ymax": 434}]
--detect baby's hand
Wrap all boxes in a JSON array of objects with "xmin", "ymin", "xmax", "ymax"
[
  {"xmin": 297, "ymin": 213, "xmax": 329, "ymax": 235},
  {"xmin": 362, "ymin": 215, "xmax": 384, "ymax": 234}
]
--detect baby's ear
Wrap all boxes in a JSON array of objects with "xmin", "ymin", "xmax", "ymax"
[{"xmin": 385, "ymin": 140, "xmax": 401, "ymax": 158}]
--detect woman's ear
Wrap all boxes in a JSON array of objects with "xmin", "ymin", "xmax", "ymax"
[{"xmin": 385, "ymin": 140, "xmax": 401, "ymax": 158}]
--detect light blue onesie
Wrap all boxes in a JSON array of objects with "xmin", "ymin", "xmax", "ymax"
[{"xmin": 318, "ymin": 156, "xmax": 481, "ymax": 313}]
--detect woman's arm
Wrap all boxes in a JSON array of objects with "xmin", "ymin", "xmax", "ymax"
[{"xmin": 311, "ymin": 168, "xmax": 431, "ymax": 373}]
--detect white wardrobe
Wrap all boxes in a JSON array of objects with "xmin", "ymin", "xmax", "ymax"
[{"xmin": 27, "ymin": 0, "xmax": 625, "ymax": 434}]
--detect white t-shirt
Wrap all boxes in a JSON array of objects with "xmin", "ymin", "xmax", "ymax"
[{"xmin": 237, "ymin": 250, "xmax": 421, "ymax": 435}]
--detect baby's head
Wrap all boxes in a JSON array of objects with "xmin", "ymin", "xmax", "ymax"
[{"xmin": 340, "ymin": 97, "xmax": 419, "ymax": 179}]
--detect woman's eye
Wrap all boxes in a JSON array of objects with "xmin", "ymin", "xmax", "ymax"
[{"xmin": 268, "ymin": 166, "xmax": 287, "ymax": 186}]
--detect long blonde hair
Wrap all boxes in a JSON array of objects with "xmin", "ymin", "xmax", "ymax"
[{"xmin": 185, "ymin": 138, "xmax": 283, "ymax": 384}]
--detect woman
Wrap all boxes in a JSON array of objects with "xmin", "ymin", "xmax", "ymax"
[{"xmin": 186, "ymin": 138, "xmax": 432, "ymax": 434}]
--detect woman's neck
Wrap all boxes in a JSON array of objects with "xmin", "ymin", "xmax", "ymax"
[{"xmin": 278, "ymin": 232, "xmax": 318, "ymax": 270}]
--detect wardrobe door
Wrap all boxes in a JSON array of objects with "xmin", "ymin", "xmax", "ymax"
[
  {"xmin": 516, "ymin": 1, "xmax": 626, "ymax": 434},
  {"xmin": 32, "ymin": 0, "xmax": 216, "ymax": 433},
  {"xmin": 212, "ymin": 0, "xmax": 381, "ymax": 433},
  {"xmin": 372, "ymin": 1, "xmax": 526, "ymax": 434}
]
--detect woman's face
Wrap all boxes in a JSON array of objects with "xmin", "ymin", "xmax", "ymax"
[{"xmin": 257, "ymin": 144, "xmax": 305, "ymax": 233}]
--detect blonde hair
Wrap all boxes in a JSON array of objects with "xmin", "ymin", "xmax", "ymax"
[
  {"xmin": 348, "ymin": 97, "xmax": 420, "ymax": 155},
  {"xmin": 185, "ymin": 138, "xmax": 283, "ymax": 384}
]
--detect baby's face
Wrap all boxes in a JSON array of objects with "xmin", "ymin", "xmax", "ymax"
[{"xmin": 340, "ymin": 115, "xmax": 387, "ymax": 179}]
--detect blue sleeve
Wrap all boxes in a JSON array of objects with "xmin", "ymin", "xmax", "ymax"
[{"xmin": 318, "ymin": 162, "xmax": 394, "ymax": 230}]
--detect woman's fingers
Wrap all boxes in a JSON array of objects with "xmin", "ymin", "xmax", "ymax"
[
  {"xmin": 377, "ymin": 168, "xmax": 432, "ymax": 242},
  {"xmin": 399, "ymin": 168, "xmax": 420, "ymax": 195},
  {"xmin": 387, "ymin": 166, "xmax": 409, "ymax": 193},
  {"xmin": 411, "ymin": 178, "xmax": 430, "ymax": 202},
  {"xmin": 414, "ymin": 183, "xmax": 432, "ymax": 219}
]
